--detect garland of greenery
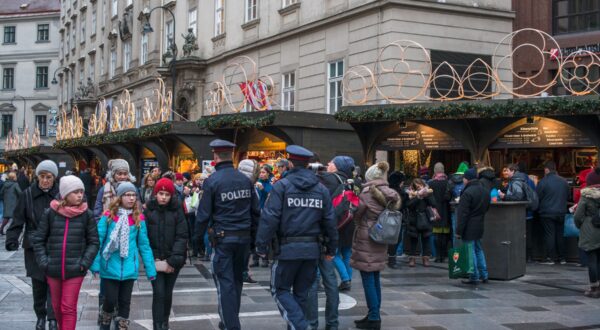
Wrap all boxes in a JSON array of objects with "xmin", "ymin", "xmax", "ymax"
[
  {"xmin": 197, "ymin": 112, "xmax": 276, "ymax": 129},
  {"xmin": 4, "ymin": 146, "xmax": 41, "ymax": 158},
  {"xmin": 54, "ymin": 122, "xmax": 172, "ymax": 149},
  {"xmin": 335, "ymin": 96, "xmax": 600, "ymax": 122}
]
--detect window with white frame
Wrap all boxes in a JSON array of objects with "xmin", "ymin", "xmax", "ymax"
[
  {"xmin": 215, "ymin": 0, "xmax": 225, "ymax": 36},
  {"xmin": 111, "ymin": 0, "xmax": 118, "ymax": 17},
  {"xmin": 80, "ymin": 14, "xmax": 86, "ymax": 42},
  {"xmin": 37, "ymin": 24, "xmax": 50, "ymax": 41},
  {"xmin": 140, "ymin": 33, "xmax": 148, "ymax": 65},
  {"xmin": 245, "ymin": 0, "xmax": 258, "ymax": 22},
  {"xmin": 36, "ymin": 115, "xmax": 47, "ymax": 136},
  {"xmin": 36, "ymin": 66, "xmax": 48, "ymax": 88},
  {"xmin": 327, "ymin": 60, "xmax": 344, "ymax": 113},
  {"xmin": 110, "ymin": 48, "xmax": 116, "ymax": 78},
  {"xmin": 89, "ymin": 56, "xmax": 95, "ymax": 80},
  {"xmin": 281, "ymin": 72, "xmax": 295, "ymax": 111},
  {"xmin": 282, "ymin": 0, "xmax": 298, "ymax": 7},
  {"xmin": 100, "ymin": 48, "xmax": 105, "ymax": 75},
  {"xmin": 123, "ymin": 40, "xmax": 131, "ymax": 72},
  {"xmin": 165, "ymin": 20, "xmax": 174, "ymax": 53},
  {"xmin": 188, "ymin": 8, "xmax": 197, "ymax": 35},
  {"xmin": 91, "ymin": 5, "xmax": 97, "ymax": 35}
]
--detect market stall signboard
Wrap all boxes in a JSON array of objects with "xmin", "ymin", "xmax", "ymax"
[
  {"xmin": 490, "ymin": 118, "xmax": 593, "ymax": 149},
  {"xmin": 378, "ymin": 123, "xmax": 464, "ymax": 150}
]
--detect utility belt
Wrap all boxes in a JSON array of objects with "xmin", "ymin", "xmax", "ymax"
[
  {"xmin": 208, "ymin": 229, "xmax": 251, "ymax": 247},
  {"xmin": 272, "ymin": 236, "xmax": 321, "ymax": 256}
]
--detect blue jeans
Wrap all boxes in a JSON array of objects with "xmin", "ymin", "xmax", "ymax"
[
  {"xmin": 333, "ymin": 247, "xmax": 352, "ymax": 282},
  {"xmin": 306, "ymin": 257, "xmax": 339, "ymax": 329},
  {"xmin": 360, "ymin": 271, "xmax": 381, "ymax": 320},
  {"xmin": 464, "ymin": 240, "xmax": 488, "ymax": 281}
]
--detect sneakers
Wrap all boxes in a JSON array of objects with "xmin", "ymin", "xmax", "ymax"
[
  {"xmin": 461, "ymin": 279, "xmax": 479, "ymax": 285},
  {"xmin": 243, "ymin": 274, "xmax": 258, "ymax": 284},
  {"xmin": 539, "ymin": 258, "xmax": 554, "ymax": 265},
  {"xmin": 339, "ymin": 280, "xmax": 351, "ymax": 291},
  {"xmin": 559, "ymin": 259, "xmax": 567, "ymax": 265}
]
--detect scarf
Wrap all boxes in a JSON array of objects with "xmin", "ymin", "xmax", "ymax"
[
  {"xmin": 432, "ymin": 173, "xmax": 448, "ymax": 181},
  {"xmin": 102, "ymin": 208, "xmax": 132, "ymax": 260},
  {"xmin": 102, "ymin": 182, "xmax": 116, "ymax": 212},
  {"xmin": 50, "ymin": 200, "xmax": 89, "ymax": 218}
]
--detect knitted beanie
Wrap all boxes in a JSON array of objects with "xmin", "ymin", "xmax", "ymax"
[
  {"xmin": 365, "ymin": 161, "xmax": 390, "ymax": 182},
  {"xmin": 59, "ymin": 175, "xmax": 85, "ymax": 198},
  {"xmin": 434, "ymin": 162, "xmax": 445, "ymax": 174},
  {"xmin": 109, "ymin": 159, "xmax": 130, "ymax": 173},
  {"xmin": 175, "ymin": 173, "xmax": 184, "ymax": 181},
  {"xmin": 36, "ymin": 160, "xmax": 58, "ymax": 177},
  {"xmin": 116, "ymin": 182, "xmax": 137, "ymax": 197},
  {"xmin": 332, "ymin": 156, "xmax": 355, "ymax": 177},
  {"xmin": 238, "ymin": 159, "xmax": 258, "ymax": 181},
  {"xmin": 464, "ymin": 168, "xmax": 477, "ymax": 181},
  {"xmin": 153, "ymin": 178, "xmax": 175, "ymax": 196}
]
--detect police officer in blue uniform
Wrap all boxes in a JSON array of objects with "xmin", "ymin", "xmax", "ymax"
[
  {"xmin": 196, "ymin": 139, "xmax": 260, "ymax": 330},
  {"xmin": 256, "ymin": 145, "xmax": 338, "ymax": 330}
]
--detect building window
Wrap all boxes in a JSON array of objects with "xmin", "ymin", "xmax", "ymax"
[
  {"xmin": 79, "ymin": 65, "xmax": 84, "ymax": 85},
  {"xmin": 2, "ymin": 68, "xmax": 14, "ymax": 90},
  {"xmin": 66, "ymin": 27, "xmax": 71, "ymax": 51},
  {"xmin": 4, "ymin": 26, "xmax": 15, "ymax": 43},
  {"xmin": 140, "ymin": 33, "xmax": 148, "ymax": 65},
  {"xmin": 36, "ymin": 66, "xmax": 49, "ymax": 88},
  {"xmin": 282, "ymin": 72, "xmax": 295, "ymax": 111},
  {"xmin": 80, "ymin": 15, "xmax": 86, "ymax": 42},
  {"xmin": 283, "ymin": 0, "xmax": 298, "ymax": 7},
  {"xmin": 215, "ymin": 0, "xmax": 225, "ymax": 36},
  {"xmin": 123, "ymin": 41, "xmax": 131, "ymax": 72},
  {"xmin": 327, "ymin": 60, "xmax": 344, "ymax": 114},
  {"xmin": 36, "ymin": 115, "xmax": 47, "ymax": 136},
  {"xmin": 245, "ymin": 0, "xmax": 258, "ymax": 22},
  {"xmin": 188, "ymin": 8, "xmax": 197, "ymax": 35},
  {"xmin": 165, "ymin": 20, "xmax": 174, "ymax": 53},
  {"xmin": 2, "ymin": 115, "xmax": 13, "ymax": 137},
  {"xmin": 100, "ymin": 48, "xmax": 105, "ymax": 75},
  {"xmin": 89, "ymin": 57, "xmax": 95, "ymax": 80},
  {"xmin": 71, "ymin": 21, "xmax": 76, "ymax": 49},
  {"xmin": 91, "ymin": 5, "xmax": 97, "ymax": 36},
  {"xmin": 553, "ymin": 0, "xmax": 600, "ymax": 35},
  {"xmin": 110, "ymin": 48, "xmax": 116, "ymax": 78},
  {"xmin": 37, "ymin": 24, "xmax": 50, "ymax": 41},
  {"xmin": 429, "ymin": 50, "xmax": 492, "ymax": 99},
  {"xmin": 111, "ymin": 0, "xmax": 118, "ymax": 17}
]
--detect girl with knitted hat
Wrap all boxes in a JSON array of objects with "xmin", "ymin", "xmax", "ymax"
[
  {"xmin": 30, "ymin": 176, "xmax": 99, "ymax": 330},
  {"xmin": 144, "ymin": 178, "xmax": 189, "ymax": 330},
  {"xmin": 93, "ymin": 159, "xmax": 137, "ymax": 221},
  {"xmin": 91, "ymin": 182, "xmax": 157, "ymax": 330}
]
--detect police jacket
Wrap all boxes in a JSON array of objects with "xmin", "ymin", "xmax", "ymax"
[
  {"xmin": 256, "ymin": 167, "xmax": 338, "ymax": 260},
  {"xmin": 196, "ymin": 161, "xmax": 260, "ymax": 244}
]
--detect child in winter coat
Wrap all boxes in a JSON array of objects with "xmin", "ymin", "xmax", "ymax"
[
  {"xmin": 31, "ymin": 176, "xmax": 99, "ymax": 330},
  {"xmin": 144, "ymin": 178, "xmax": 189, "ymax": 330},
  {"xmin": 91, "ymin": 182, "xmax": 156, "ymax": 330}
]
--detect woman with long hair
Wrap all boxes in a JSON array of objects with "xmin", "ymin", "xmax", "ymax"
[
  {"xmin": 91, "ymin": 182, "xmax": 156, "ymax": 330},
  {"xmin": 404, "ymin": 178, "xmax": 436, "ymax": 267}
]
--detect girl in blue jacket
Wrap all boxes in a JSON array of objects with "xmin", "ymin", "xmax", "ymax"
[{"xmin": 91, "ymin": 182, "xmax": 156, "ymax": 330}]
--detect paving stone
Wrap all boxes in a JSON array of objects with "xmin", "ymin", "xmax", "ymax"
[
  {"xmin": 502, "ymin": 322, "xmax": 566, "ymax": 330},
  {"xmin": 553, "ymin": 300, "xmax": 584, "ymax": 305},
  {"xmin": 521, "ymin": 289, "xmax": 582, "ymax": 297},
  {"xmin": 427, "ymin": 291, "xmax": 487, "ymax": 299},
  {"xmin": 516, "ymin": 306, "xmax": 550, "ymax": 312},
  {"xmin": 411, "ymin": 308, "xmax": 471, "ymax": 315}
]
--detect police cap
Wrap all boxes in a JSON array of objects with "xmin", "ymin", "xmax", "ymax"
[
  {"xmin": 285, "ymin": 145, "xmax": 314, "ymax": 162},
  {"xmin": 210, "ymin": 139, "xmax": 236, "ymax": 153}
]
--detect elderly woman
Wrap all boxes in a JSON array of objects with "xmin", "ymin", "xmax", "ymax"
[{"xmin": 351, "ymin": 161, "xmax": 400, "ymax": 330}]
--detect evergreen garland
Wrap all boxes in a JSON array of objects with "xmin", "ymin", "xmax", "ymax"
[
  {"xmin": 4, "ymin": 146, "xmax": 41, "ymax": 158},
  {"xmin": 54, "ymin": 122, "xmax": 172, "ymax": 149},
  {"xmin": 197, "ymin": 112, "xmax": 276, "ymax": 129}
]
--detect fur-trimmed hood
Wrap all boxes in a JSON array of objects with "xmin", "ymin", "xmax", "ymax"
[
  {"xmin": 364, "ymin": 179, "xmax": 401, "ymax": 210},
  {"xmin": 581, "ymin": 186, "xmax": 600, "ymax": 200}
]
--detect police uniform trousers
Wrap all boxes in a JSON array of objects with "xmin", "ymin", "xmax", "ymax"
[
  {"xmin": 271, "ymin": 259, "xmax": 318, "ymax": 330},
  {"xmin": 211, "ymin": 242, "xmax": 249, "ymax": 330}
]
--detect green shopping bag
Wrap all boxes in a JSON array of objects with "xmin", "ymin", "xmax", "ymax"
[{"xmin": 448, "ymin": 243, "xmax": 475, "ymax": 279}]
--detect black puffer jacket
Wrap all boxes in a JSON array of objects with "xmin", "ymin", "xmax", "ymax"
[
  {"xmin": 144, "ymin": 198, "xmax": 189, "ymax": 269},
  {"xmin": 6, "ymin": 182, "xmax": 59, "ymax": 280},
  {"xmin": 30, "ymin": 208, "xmax": 99, "ymax": 279},
  {"xmin": 428, "ymin": 177, "xmax": 451, "ymax": 228},
  {"xmin": 456, "ymin": 179, "xmax": 490, "ymax": 241},
  {"xmin": 405, "ymin": 188, "xmax": 436, "ymax": 238}
]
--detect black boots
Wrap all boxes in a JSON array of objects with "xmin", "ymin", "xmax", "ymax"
[
  {"xmin": 387, "ymin": 255, "xmax": 400, "ymax": 269},
  {"xmin": 355, "ymin": 316, "xmax": 381, "ymax": 330},
  {"xmin": 338, "ymin": 280, "xmax": 351, "ymax": 291},
  {"xmin": 36, "ymin": 318, "xmax": 45, "ymax": 330},
  {"xmin": 153, "ymin": 322, "xmax": 169, "ymax": 330},
  {"xmin": 99, "ymin": 311, "xmax": 112, "ymax": 330},
  {"xmin": 48, "ymin": 320, "xmax": 58, "ymax": 330}
]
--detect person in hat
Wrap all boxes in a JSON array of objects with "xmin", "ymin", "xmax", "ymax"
[
  {"xmin": 93, "ymin": 159, "xmax": 137, "ymax": 221},
  {"xmin": 256, "ymin": 145, "xmax": 338, "ymax": 330},
  {"xmin": 144, "ymin": 178, "xmax": 188, "ymax": 330},
  {"xmin": 276, "ymin": 158, "xmax": 290, "ymax": 179},
  {"xmin": 174, "ymin": 173, "xmax": 185, "ymax": 201},
  {"xmin": 6, "ymin": 160, "xmax": 60, "ymax": 330},
  {"xmin": 456, "ymin": 168, "xmax": 491, "ymax": 285},
  {"xmin": 196, "ymin": 139, "xmax": 260, "ymax": 330},
  {"xmin": 30, "ymin": 176, "xmax": 99, "ymax": 330},
  {"xmin": 92, "ymin": 182, "xmax": 157, "ymax": 330}
]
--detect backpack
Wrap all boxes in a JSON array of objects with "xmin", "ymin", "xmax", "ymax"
[
  {"xmin": 369, "ymin": 202, "xmax": 403, "ymax": 244},
  {"xmin": 522, "ymin": 181, "xmax": 539, "ymax": 212},
  {"xmin": 331, "ymin": 174, "xmax": 360, "ymax": 229}
]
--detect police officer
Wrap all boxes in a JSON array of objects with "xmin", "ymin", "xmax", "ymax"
[
  {"xmin": 196, "ymin": 139, "xmax": 260, "ymax": 330},
  {"xmin": 256, "ymin": 145, "xmax": 338, "ymax": 330}
]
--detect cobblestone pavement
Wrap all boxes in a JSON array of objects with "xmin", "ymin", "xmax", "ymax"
[{"xmin": 1, "ymin": 234, "xmax": 600, "ymax": 330}]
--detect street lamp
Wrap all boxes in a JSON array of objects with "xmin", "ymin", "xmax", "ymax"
[
  {"xmin": 51, "ymin": 66, "xmax": 73, "ymax": 111},
  {"xmin": 11, "ymin": 94, "xmax": 26, "ymax": 134},
  {"xmin": 140, "ymin": 6, "xmax": 177, "ymax": 113}
]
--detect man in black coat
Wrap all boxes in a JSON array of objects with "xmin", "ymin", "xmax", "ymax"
[
  {"xmin": 6, "ymin": 160, "xmax": 59, "ymax": 330},
  {"xmin": 456, "ymin": 168, "xmax": 491, "ymax": 285},
  {"xmin": 536, "ymin": 160, "xmax": 569, "ymax": 265}
]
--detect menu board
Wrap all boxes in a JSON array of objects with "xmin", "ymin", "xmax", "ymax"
[
  {"xmin": 490, "ymin": 118, "xmax": 593, "ymax": 149},
  {"xmin": 378, "ymin": 124, "xmax": 464, "ymax": 150},
  {"xmin": 141, "ymin": 158, "xmax": 159, "ymax": 177}
]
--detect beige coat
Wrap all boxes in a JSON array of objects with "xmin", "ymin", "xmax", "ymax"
[{"xmin": 350, "ymin": 179, "xmax": 401, "ymax": 272}]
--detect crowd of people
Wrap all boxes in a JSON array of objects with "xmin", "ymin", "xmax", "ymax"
[{"xmin": 1, "ymin": 142, "xmax": 599, "ymax": 330}]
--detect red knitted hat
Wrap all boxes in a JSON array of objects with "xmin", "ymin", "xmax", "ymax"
[
  {"xmin": 154, "ymin": 178, "xmax": 175, "ymax": 196},
  {"xmin": 175, "ymin": 172, "xmax": 184, "ymax": 181}
]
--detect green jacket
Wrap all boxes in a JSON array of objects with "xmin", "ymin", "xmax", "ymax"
[{"xmin": 574, "ymin": 186, "xmax": 600, "ymax": 252}]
